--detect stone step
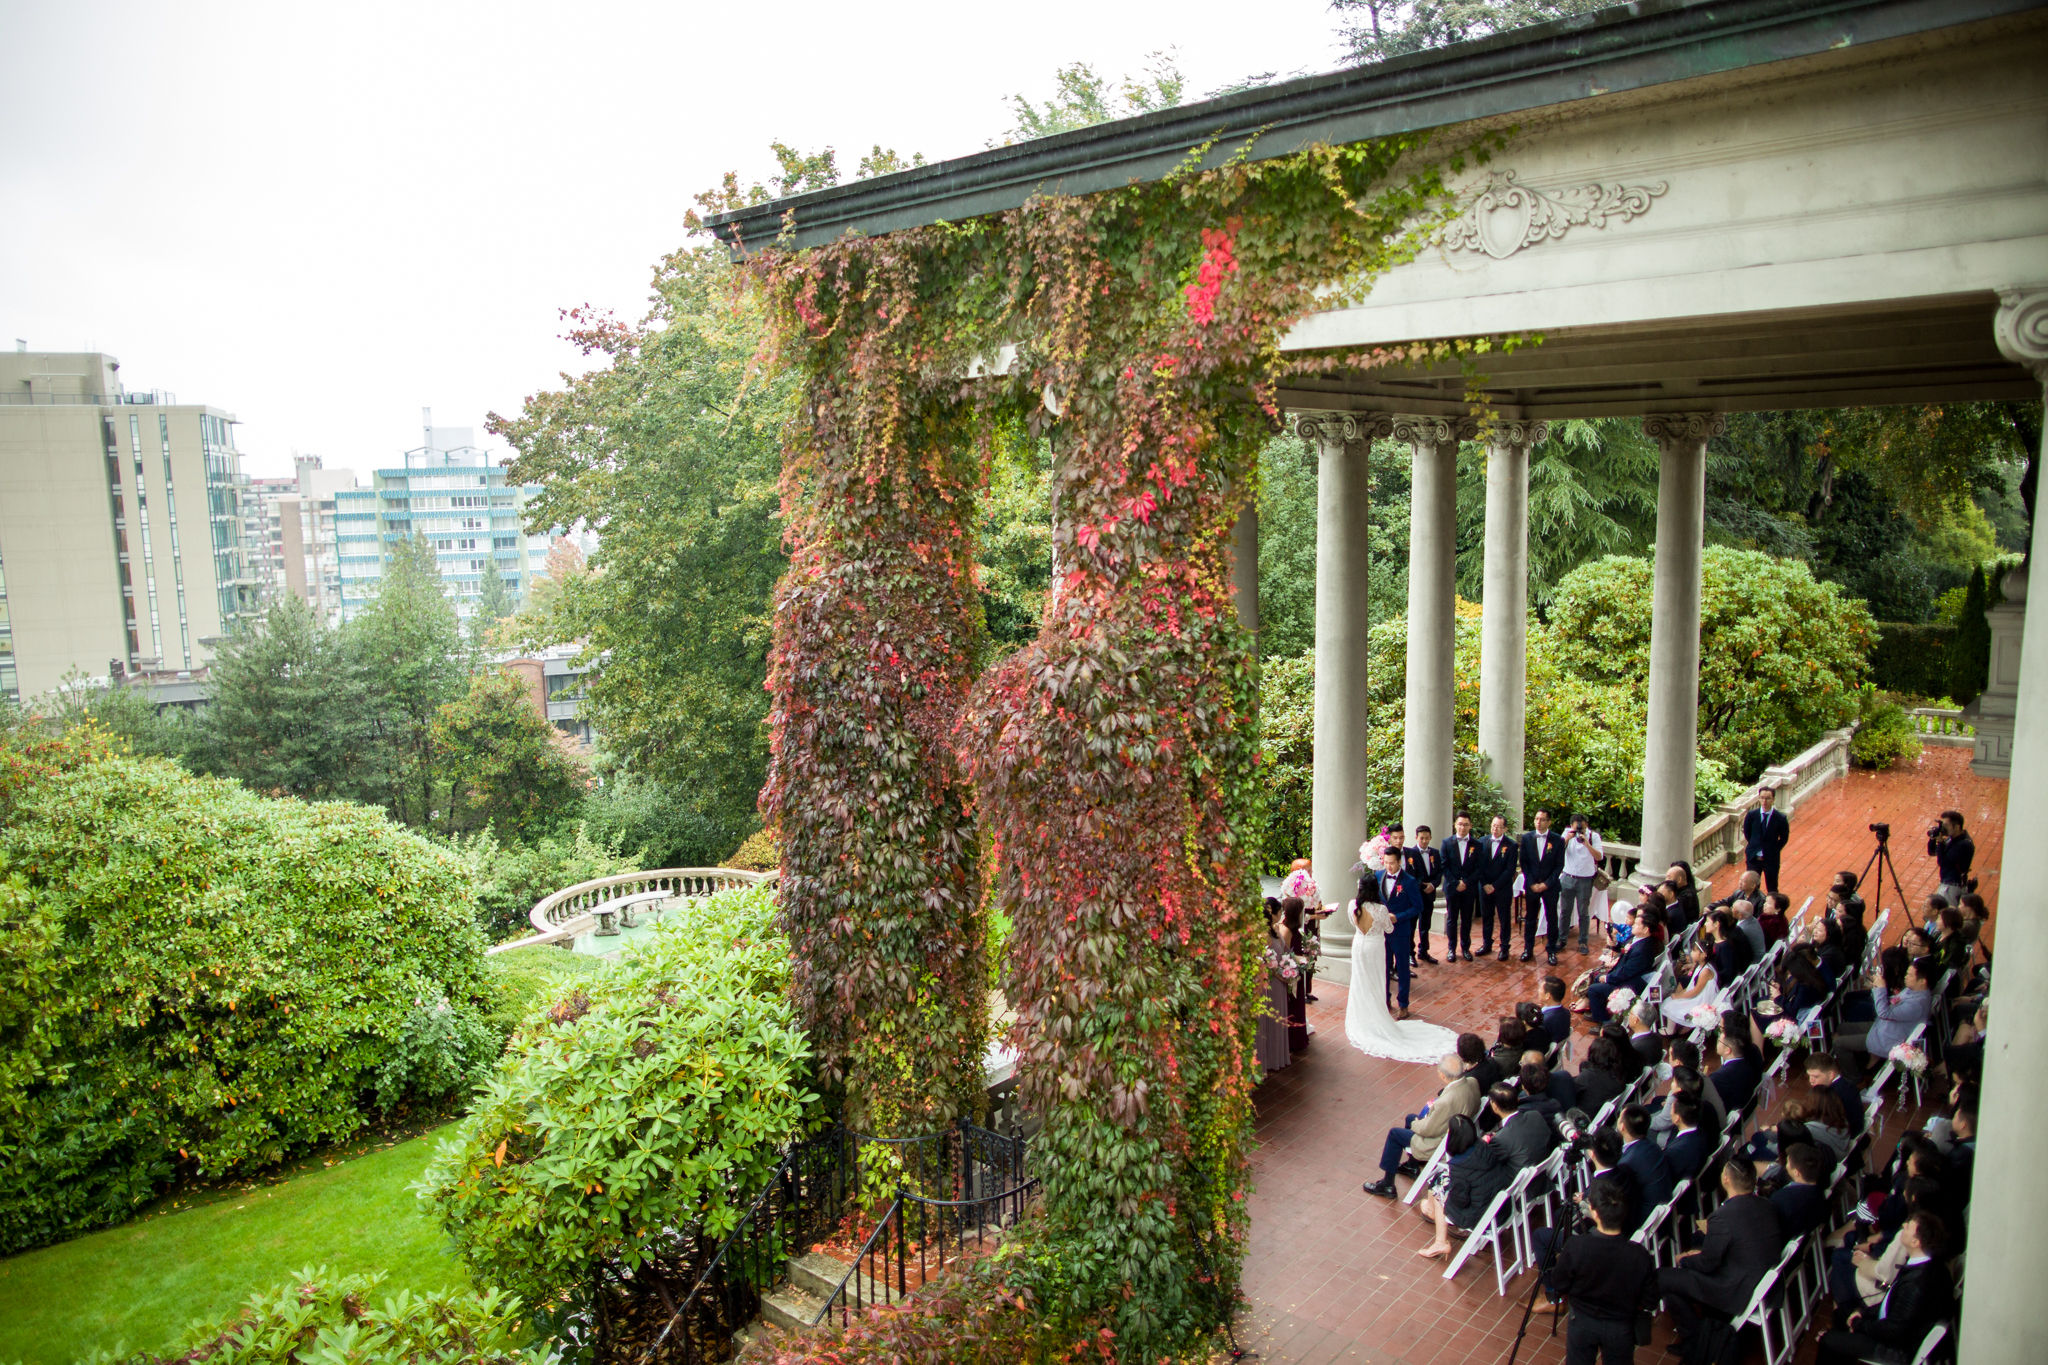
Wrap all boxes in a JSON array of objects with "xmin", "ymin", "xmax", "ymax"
[
  {"xmin": 757, "ymin": 1281, "xmax": 828, "ymax": 1333},
  {"xmin": 788, "ymin": 1249, "xmax": 903, "ymax": 1309}
]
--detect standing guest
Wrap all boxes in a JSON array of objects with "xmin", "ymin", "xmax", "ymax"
[
  {"xmin": 1480, "ymin": 815, "xmax": 1519, "ymax": 961},
  {"xmin": 1815, "ymin": 1212, "xmax": 1954, "ymax": 1365},
  {"xmin": 1559, "ymin": 813, "xmax": 1606, "ymax": 955},
  {"xmin": 1742, "ymin": 785, "xmax": 1791, "ymax": 894},
  {"xmin": 1404, "ymin": 824, "xmax": 1444, "ymax": 965},
  {"xmin": 1663, "ymin": 861, "xmax": 1702, "ymax": 935},
  {"xmin": 1440, "ymin": 812, "xmax": 1483, "ymax": 962},
  {"xmin": 1363, "ymin": 1053, "xmax": 1480, "ymax": 1197},
  {"xmin": 1927, "ymin": 810, "xmax": 1974, "ymax": 906},
  {"xmin": 1256, "ymin": 903, "xmax": 1292, "ymax": 1072},
  {"xmin": 1659, "ymin": 1160, "xmax": 1784, "ymax": 1353},
  {"xmin": 1550, "ymin": 1178, "xmax": 1660, "ymax": 1364},
  {"xmin": 1757, "ymin": 891, "xmax": 1792, "ymax": 946},
  {"xmin": 1617, "ymin": 1105, "xmax": 1675, "ymax": 1213},
  {"xmin": 1540, "ymin": 976, "xmax": 1574, "ymax": 1048},
  {"xmin": 1520, "ymin": 809, "xmax": 1567, "ymax": 965},
  {"xmin": 1772, "ymin": 1143, "xmax": 1832, "ymax": 1237}
]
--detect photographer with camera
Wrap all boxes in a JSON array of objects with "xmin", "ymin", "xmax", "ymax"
[
  {"xmin": 1559, "ymin": 813, "xmax": 1606, "ymax": 955},
  {"xmin": 1549, "ymin": 1177, "xmax": 1659, "ymax": 1363},
  {"xmin": 1927, "ymin": 810, "xmax": 1975, "ymax": 906}
]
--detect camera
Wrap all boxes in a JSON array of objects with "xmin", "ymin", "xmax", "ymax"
[
  {"xmin": 1869, "ymin": 822, "xmax": 1890, "ymax": 843},
  {"xmin": 1928, "ymin": 823, "xmax": 1945, "ymax": 840}
]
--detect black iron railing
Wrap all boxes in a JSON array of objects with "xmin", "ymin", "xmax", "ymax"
[{"xmin": 810, "ymin": 1168, "xmax": 1042, "ymax": 1329}]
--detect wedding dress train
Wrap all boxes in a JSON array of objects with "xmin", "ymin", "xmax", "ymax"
[{"xmin": 1344, "ymin": 906, "xmax": 1460, "ymax": 1064}]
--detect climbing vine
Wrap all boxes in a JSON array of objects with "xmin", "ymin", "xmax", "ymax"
[{"xmin": 746, "ymin": 130, "xmax": 1504, "ymax": 1355}]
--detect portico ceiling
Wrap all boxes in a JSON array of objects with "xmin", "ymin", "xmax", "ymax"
[{"xmin": 1276, "ymin": 293, "xmax": 2040, "ymax": 419}]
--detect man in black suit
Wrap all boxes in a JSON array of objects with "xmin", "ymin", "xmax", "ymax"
[
  {"xmin": 1550, "ymin": 1178, "xmax": 1660, "ymax": 1364},
  {"xmin": 1520, "ymin": 809, "xmax": 1567, "ymax": 965},
  {"xmin": 1663, "ymin": 1092, "xmax": 1714, "ymax": 1203},
  {"xmin": 1806, "ymin": 1052, "xmax": 1866, "ymax": 1139},
  {"xmin": 1816, "ymin": 1211, "xmax": 1955, "ymax": 1365},
  {"xmin": 1362, "ymin": 846, "xmax": 1426, "ymax": 1018},
  {"xmin": 1404, "ymin": 824, "xmax": 1444, "ymax": 965},
  {"xmin": 1742, "ymin": 785, "xmax": 1791, "ymax": 894},
  {"xmin": 1490, "ymin": 1082, "xmax": 1556, "ymax": 1171},
  {"xmin": 1659, "ymin": 1159, "xmax": 1784, "ymax": 1350},
  {"xmin": 1772, "ymin": 1143, "xmax": 1831, "ymax": 1238},
  {"xmin": 1617, "ymin": 1105, "xmax": 1675, "ymax": 1214},
  {"xmin": 1440, "ymin": 812, "xmax": 1483, "ymax": 962},
  {"xmin": 1539, "ymin": 976, "xmax": 1573, "ymax": 1048},
  {"xmin": 1480, "ymin": 815, "xmax": 1519, "ymax": 961},
  {"xmin": 1537, "ymin": 1128, "xmax": 1643, "ymax": 1278},
  {"xmin": 1586, "ymin": 905, "xmax": 1662, "ymax": 1023}
]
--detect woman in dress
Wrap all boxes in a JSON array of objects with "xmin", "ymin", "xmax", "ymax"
[
  {"xmin": 1283, "ymin": 898, "xmax": 1311, "ymax": 1052},
  {"xmin": 1343, "ymin": 847, "xmax": 1460, "ymax": 1063},
  {"xmin": 1662, "ymin": 940, "xmax": 1721, "ymax": 1032},
  {"xmin": 1415, "ymin": 1114, "xmax": 1502, "ymax": 1260},
  {"xmin": 1257, "ymin": 903, "xmax": 1293, "ymax": 1073}
]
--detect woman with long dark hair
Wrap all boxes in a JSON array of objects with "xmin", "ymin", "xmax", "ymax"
[{"xmin": 1282, "ymin": 897, "xmax": 1311, "ymax": 1052}]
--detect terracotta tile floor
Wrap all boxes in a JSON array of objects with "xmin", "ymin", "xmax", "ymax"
[{"xmin": 1238, "ymin": 750, "xmax": 2003, "ymax": 1364}]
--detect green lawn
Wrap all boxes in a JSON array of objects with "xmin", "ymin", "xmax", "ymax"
[{"xmin": 0, "ymin": 1127, "xmax": 468, "ymax": 1365}]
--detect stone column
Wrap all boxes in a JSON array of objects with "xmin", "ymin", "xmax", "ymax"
[
  {"xmin": 1301, "ymin": 412, "xmax": 1386, "ymax": 983},
  {"xmin": 1395, "ymin": 416, "xmax": 1463, "ymax": 838},
  {"xmin": 1637, "ymin": 413, "xmax": 1724, "ymax": 877},
  {"xmin": 1231, "ymin": 500, "xmax": 1259, "ymax": 635},
  {"xmin": 1477, "ymin": 420, "xmax": 1547, "ymax": 828},
  {"xmin": 1963, "ymin": 286, "xmax": 2047, "ymax": 1365}
]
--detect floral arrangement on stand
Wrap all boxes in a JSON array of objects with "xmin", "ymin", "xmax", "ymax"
[
  {"xmin": 1606, "ymin": 987, "xmax": 1638, "ymax": 1016},
  {"xmin": 1765, "ymin": 1017, "xmax": 1805, "ymax": 1048},
  {"xmin": 1890, "ymin": 1041, "xmax": 1929, "ymax": 1075}
]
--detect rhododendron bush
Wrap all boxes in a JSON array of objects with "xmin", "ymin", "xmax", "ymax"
[{"xmin": 739, "ymin": 131, "xmax": 1501, "ymax": 1353}]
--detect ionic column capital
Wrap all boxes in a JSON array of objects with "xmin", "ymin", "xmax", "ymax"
[
  {"xmin": 1292, "ymin": 410, "xmax": 1394, "ymax": 449},
  {"xmin": 1641, "ymin": 412, "xmax": 1728, "ymax": 451},
  {"xmin": 1483, "ymin": 419, "xmax": 1550, "ymax": 450},
  {"xmin": 1995, "ymin": 286, "xmax": 2048, "ymax": 384},
  {"xmin": 1391, "ymin": 414, "xmax": 1472, "ymax": 450}
]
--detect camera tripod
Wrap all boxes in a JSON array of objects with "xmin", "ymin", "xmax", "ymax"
[{"xmin": 1859, "ymin": 827, "xmax": 1910, "ymax": 920}]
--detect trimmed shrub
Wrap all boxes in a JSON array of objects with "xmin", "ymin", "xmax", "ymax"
[
  {"xmin": 84, "ymin": 1266, "xmax": 556, "ymax": 1365},
  {"xmin": 0, "ymin": 750, "xmax": 490, "ymax": 1254},
  {"xmin": 722, "ymin": 827, "xmax": 779, "ymax": 871},
  {"xmin": 417, "ymin": 884, "xmax": 816, "ymax": 1318},
  {"xmin": 1868, "ymin": 622, "xmax": 1955, "ymax": 699},
  {"xmin": 456, "ymin": 822, "xmax": 638, "ymax": 942},
  {"xmin": 482, "ymin": 945, "xmax": 606, "ymax": 1037},
  {"xmin": 1851, "ymin": 690, "xmax": 1923, "ymax": 770}
]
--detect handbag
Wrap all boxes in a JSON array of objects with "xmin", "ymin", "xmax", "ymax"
[{"xmin": 1592, "ymin": 867, "xmax": 1613, "ymax": 891}]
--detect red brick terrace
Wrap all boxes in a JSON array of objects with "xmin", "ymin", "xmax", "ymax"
[{"xmin": 1238, "ymin": 748, "xmax": 2001, "ymax": 1365}]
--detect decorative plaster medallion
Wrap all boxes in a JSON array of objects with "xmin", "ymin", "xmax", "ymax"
[{"xmin": 1441, "ymin": 171, "xmax": 1669, "ymax": 260}]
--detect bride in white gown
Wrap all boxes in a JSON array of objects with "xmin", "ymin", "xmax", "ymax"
[{"xmin": 1345, "ymin": 897, "xmax": 1461, "ymax": 1064}]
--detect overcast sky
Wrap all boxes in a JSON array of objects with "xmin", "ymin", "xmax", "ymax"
[{"xmin": 2, "ymin": 1, "xmax": 1348, "ymax": 477}]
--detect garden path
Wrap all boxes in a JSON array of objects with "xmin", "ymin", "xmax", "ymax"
[{"xmin": 1238, "ymin": 750, "xmax": 2004, "ymax": 1365}]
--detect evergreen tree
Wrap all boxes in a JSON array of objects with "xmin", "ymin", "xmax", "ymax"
[
  {"xmin": 433, "ymin": 669, "xmax": 584, "ymax": 839},
  {"xmin": 349, "ymin": 532, "xmax": 469, "ymax": 825},
  {"xmin": 1947, "ymin": 564, "xmax": 1991, "ymax": 704},
  {"xmin": 193, "ymin": 595, "xmax": 373, "ymax": 799},
  {"xmin": 470, "ymin": 552, "xmax": 517, "ymax": 651}
]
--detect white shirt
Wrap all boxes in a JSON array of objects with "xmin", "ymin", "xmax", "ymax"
[{"xmin": 1563, "ymin": 829, "xmax": 1605, "ymax": 878}]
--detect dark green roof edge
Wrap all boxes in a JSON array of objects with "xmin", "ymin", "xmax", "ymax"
[{"xmin": 706, "ymin": 0, "xmax": 2041, "ymax": 252}]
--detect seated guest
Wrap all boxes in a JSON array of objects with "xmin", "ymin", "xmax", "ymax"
[
  {"xmin": 1928, "ymin": 907, "xmax": 1971, "ymax": 988},
  {"xmin": 1666, "ymin": 1040, "xmax": 1728, "ymax": 1134},
  {"xmin": 1945, "ymin": 1001, "xmax": 1988, "ymax": 1085},
  {"xmin": 1363, "ymin": 1053, "xmax": 1479, "ymax": 1198},
  {"xmin": 1602, "ymin": 1019, "xmax": 1649, "ymax": 1086},
  {"xmin": 1523, "ymin": 1050, "xmax": 1576, "ymax": 1112},
  {"xmin": 1806, "ymin": 1051, "xmax": 1865, "ymax": 1138},
  {"xmin": 1757, "ymin": 891, "xmax": 1792, "ymax": 946},
  {"xmin": 1709, "ymin": 1022, "xmax": 1764, "ymax": 1115},
  {"xmin": 1816, "ymin": 1212, "xmax": 1955, "ymax": 1365},
  {"xmin": 1416, "ymin": 1115, "xmax": 1507, "ymax": 1259},
  {"xmin": 1956, "ymin": 892, "xmax": 1991, "ymax": 956},
  {"xmin": 1729, "ymin": 900, "xmax": 1768, "ymax": 964},
  {"xmin": 1494, "ymin": 1080, "xmax": 1558, "ymax": 1171},
  {"xmin": 1837, "ymin": 950, "xmax": 1934, "ymax": 1077},
  {"xmin": 1574, "ymin": 1036, "xmax": 1629, "ymax": 1117},
  {"xmin": 1829, "ymin": 1177, "xmax": 1942, "ymax": 1314},
  {"xmin": 1771, "ymin": 1143, "xmax": 1831, "ymax": 1238},
  {"xmin": 1617, "ymin": 1104, "xmax": 1675, "ymax": 1214},
  {"xmin": 1586, "ymin": 905, "xmax": 1664, "ymax": 1022},
  {"xmin": 1774, "ymin": 944, "xmax": 1833, "ymax": 1020},
  {"xmin": 1459, "ymin": 1031, "xmax": 1502, "ymax": 1091},
  {"xmin": 1489, "ymin": 1016, "xmax": 1531, "ymax": 1078},
  {"xmin": 1749, "ymin": 1089, "xmax": 1851, "ymax": 1168},
  {"xmin": 1627, "ymin": 1001, "xmax": 1663, "ymax": 1068},
  {"xmin": 1814, "ymin": 916, "xmax": 1850, "ymax": 982},
  {"xmin": 1659, "ymin": 1159, "xmax": 1784, "ymax": 1352},
  {"xmin": 1539, "ymin": 976, "xmax": 1573, "ymax": 1048},
  {"xmin": 1663, "ymin": 860, "xmax": 1702, "ymax": 933},
  {"xmin": 1707, "ymin": 910, "xmax": 1753, "ymax": 980},
  {"xmin": 1708, "ymin": 869, "xmax": 1763, "ymax": 916},
  {"xmin": 1663, "ymin": 1091, "xmax": 1714, "ymax": 1197},
  {"xmin": 1550, "ymin": 1178, "xmax": 1661, "ymax": 1364}
]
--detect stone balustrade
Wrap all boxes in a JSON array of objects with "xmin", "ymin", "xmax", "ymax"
[
  {"xmin": 485, "ymin": 867, "xmax": 779, "ymax": 955},
  {"xmin": 1908, "ymin": 707, "xmax": 1974, "ymax": 746}
]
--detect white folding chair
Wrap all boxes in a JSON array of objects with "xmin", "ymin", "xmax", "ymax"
[
  {"xmin": 1762, "ymin": 1236, "xmax": 1816, "ymax": 1365},
  {"xmin": 1402, "ymin": 1139, "xmax": 1449, "ymax": 1206},
  {"xmin": 1760, "ymin": 1045, "xmax": 1794, "ymax": 1108},
  {"xmin": 1729, "ymin": 1257, "xmax": 1791, "ymax": 1365},
  {"xmin": 1516, "ymin": 1145, "xmax": 1572, "ymax": 1262},
  {"xmin": 1443, "ymin": 1171, "xmax": 1534, "ymax": 1294}
]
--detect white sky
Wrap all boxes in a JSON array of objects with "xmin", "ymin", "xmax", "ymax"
[{"xmin": 1, "ymin": 1, "xmax": 1349, "ymax": 477}]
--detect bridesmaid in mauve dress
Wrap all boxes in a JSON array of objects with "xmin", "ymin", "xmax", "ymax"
[
  {"xmin": 1283, "ymin": 900, "xmax": 1310, "ymax": 1051},
  {"xmin": 1257, "ymin": 907, "xmax": 1293, "ymax": 1072}
]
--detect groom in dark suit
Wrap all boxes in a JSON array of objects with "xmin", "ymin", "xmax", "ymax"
[
  {"xmin": 1741, "ymin": 785, "xmax": 1790, "ymax": 894},
  {"xmin": 1365, "ymin": 847, "xmax": 1426, "ymax": 1019}
]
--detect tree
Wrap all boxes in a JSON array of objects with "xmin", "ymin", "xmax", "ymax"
[
  {"xmin": 1334, "ymin": 0, "xmax": 1609, "ymax": 64},
  {"xmin": 350, "ymin": 532, "xmax": 469, "ymax": 825},
  {"xmin": 976, "ymin": 437, "xmax": 1053, "ymax": 659},
  {"xmin": 434, "ymin": 670, "xmax": 586, "ymax": 840},
  {"xmin": 1541, "ymin": 548, "xmax": 1876, "ymax": 782},
  {"xmin": 992, "ymin": 50, "xmax": 1184, "ymax": 144},
  {"xmin": 192, "ymin": 595, "xmax": 374, "ymax": 800},
  {"xmin": 469, "ymin": 551, "xmax": 517, "ymax": 651},
  {"xmin": 1947, "ymin": 564, "xmax": 1991, "ymax": 706}
]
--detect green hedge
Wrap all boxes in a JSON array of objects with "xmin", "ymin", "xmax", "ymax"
[
  {"xmin": 1869, "ymin": 622, "xmax": 1956, "ymax": 698},
  {"xmin": 418, "ymin": 884, "xmax": 816, "ymax": 1316},
  {"xmin": 0, "ymin": 752, "xmax": 490, "ymax": 1254}
]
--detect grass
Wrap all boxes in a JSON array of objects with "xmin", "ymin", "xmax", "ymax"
[{"xmin": 0, "ymin": 1124, "xmax": 467, "ymax": 1365}]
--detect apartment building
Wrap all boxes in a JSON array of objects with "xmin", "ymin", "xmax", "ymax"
[
  {"xmin": 241, "ymin": 455, "xmax": 356, "ymax": 624},
  {"xmin": 0, "ymin": 347, "xmax": 256, "ymax": 702},
  {"xmin": 334, "ymin": 417, "xmax": 546, "ymax": 622}
]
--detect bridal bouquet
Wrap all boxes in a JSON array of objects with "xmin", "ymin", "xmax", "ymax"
[
  {"xmin": 1606, "ymin": 987, "xmax": 1637, "ymax": 1015},
  {"xmin": 1889, "ymin": 1041, "xmax": 1929, "ymax": 1075},
  {"xmin": 1263, "ymin": 946, "xmax": 1299, "ymax": 981},
  {"xmin": 1766, "ymin": 1018, "xmax": 1805, "ymax": 1047},
  {"xmin": 1280, "ymin": 868, "xmax": 1319, "ymax": 903}
]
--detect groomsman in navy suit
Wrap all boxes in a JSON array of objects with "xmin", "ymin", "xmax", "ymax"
[
  {"xmin": 1404, "ymin": 824, "xmax": 1445, "ymax": 965},
  {"xmin": 1742, "ymin": 785, "xmax": 1791, "ymax": 894},
  {"xmin": 1521, "ymin": 810, "xmax": 1567, "ymax": 966},
  {"xmin": 1366, "ymin": 846, "xmax": 1426, "ymax": 1019}
]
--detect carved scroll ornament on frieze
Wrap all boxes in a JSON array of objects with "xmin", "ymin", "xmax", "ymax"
[{"xmin": 1440, "ymin": 171, "xmax": 1669, "ymax": 261}]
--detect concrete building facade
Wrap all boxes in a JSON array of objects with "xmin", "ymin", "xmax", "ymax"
[
  {"xmin": 241, "ymin": 455, "xmax": 356, "ymax": 624},
  {"xmin": 0, "ymin": 348, "xmax": 256, "ymax": 702}
]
